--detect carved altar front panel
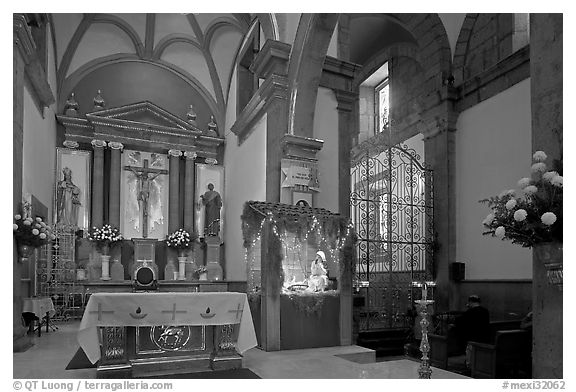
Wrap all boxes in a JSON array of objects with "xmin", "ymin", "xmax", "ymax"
[{"xmin": 120, "ymin": 150, "xmax": 169, "ymax": 239}]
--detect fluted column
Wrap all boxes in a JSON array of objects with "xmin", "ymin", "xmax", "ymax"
[
  {"xmin": 183, "ymin": 151, "xmax": 197, "ymax": 234},
  {"xmin": 108, "ymin": 142, "xmax": 123, "ymax": 227},
  {"xmin": 91, "ymin": 140, "xmax": 107, "ymax": 227},
  {"xmin": 168, "ymin": 149, "xmax": 182, "ymax": 232}
]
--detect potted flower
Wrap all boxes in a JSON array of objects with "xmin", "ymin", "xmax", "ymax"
[
  {"xmin": 13, "ymin": 215, "xmax": 55, "ymax": 261},
  {"xmin": 165, "ymin": 228, "xmax": 197, "ymax": 256},
  {"xmin": 195, "ymin": 266, "xmax": 208, "ymax": 281},
  {"xmin": 87, "ymin": 224, "xmax": 123, "ymax": 255},
  {"xmin": 166, "ymin": 229, "xmax": 198, "ymax": 280},
  {"xmin": 88, "ymin": 224, "xmax": 123, "ymax": 281},
  {"xmin": 480, "ymin": 150, "xmax": 562, "ymax": 286}
]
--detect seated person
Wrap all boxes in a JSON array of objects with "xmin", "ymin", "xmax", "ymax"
[
  {"xmin": 307, "ymin": 251, "xmax": 329, "ymax": 292},
  {"xmin": 453, "ymin": 295, "xmax": 490, "ymax": 367}
]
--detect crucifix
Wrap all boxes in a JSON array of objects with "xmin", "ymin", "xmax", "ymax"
[{"xmin": 124, "ymin": 159, "xmax": 168, "ymax": 238}]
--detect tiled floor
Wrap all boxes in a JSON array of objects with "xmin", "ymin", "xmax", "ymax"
[{"xmin": 13, "ymin": 321, "xmax": 466, "ymax": 379}]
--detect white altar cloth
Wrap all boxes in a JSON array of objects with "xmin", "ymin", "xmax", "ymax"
[
  {"xmin": 78, "ymin": 292, "xmax": 257, "ymax": 364},
  {"xmin": 22, "ymin": 297, "xmax": 55, "ymax": 317}
]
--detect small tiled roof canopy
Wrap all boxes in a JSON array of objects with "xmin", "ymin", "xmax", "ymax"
[{"xmin": 246, "ymin": 201, "xmax": 340, "ymax": 220}]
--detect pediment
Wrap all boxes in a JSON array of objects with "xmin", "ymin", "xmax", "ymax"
[{"xmin": 85, "ymin": 101, "xmax": 201, "ymax": 134}]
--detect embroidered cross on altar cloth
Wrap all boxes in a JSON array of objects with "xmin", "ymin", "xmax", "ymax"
[{"xmin": 77, "ymin": 292, "xmax": 256, "ymax": 364}]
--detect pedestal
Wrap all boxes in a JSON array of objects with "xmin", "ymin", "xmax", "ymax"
[
  {"xmin": 87, "ymin": 259, "xmax": 102, "ymax": 281},
  {"xmin": 178, "ymin": 256, "xmax": 187, "ymax": 280},
  {"xmin": 165, "ymin": 260, "xmax": 177, "ymax": 281},
  {"xmin": 101, "ymin": 255, "xmax": 111, "ymax": 281},
  {"xmin": 110, "ymin": 259, "xmax": 124, "ymax": 281},
  {"xmin": 205, "ymin": 236, "xmax": 223, "ymax": 281}
]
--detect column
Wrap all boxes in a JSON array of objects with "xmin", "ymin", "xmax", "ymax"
[
  {"xmin": 91, "ymin": 140, "xmax": 107, "ymax": 227},
  {"xmin": 108, "ymin": 142, "xmax": 123, "ymax": 227},
  {"xmin": 183, "ymin": 151, "xmax": 197, "ymax": 234},
  {"xmin": 168, "ymin": 149, "xmax": 182, "ymax": 232},
  {"xmin": 530, "ymin": 14, "xmax": 563, "ymax": 379},
  {"xmin": 334, "ymin": 89, "xmax": 357, "ymax": 347}
]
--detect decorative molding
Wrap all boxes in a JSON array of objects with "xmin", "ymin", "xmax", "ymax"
[
  {"xmin": 334, "ymin": 90, "xmax": 358, "ymax": 113},
  {"xmin": 230, "ymin": 74, "xmax": 289, "ymax": 145},
  {"xmin": 108, "ymin": 141, "xmax": 124, "ymax": 150},
  {"xmin": 91, "ymin": 139, "xmax": 107, "ymax": 149},
  {"xmin": 281, "ymin": 134, "xmax": 324, "ymax": 161},
  {"xmin": 168, "ymin": 149, "xmax": 183, "ymax": 157},
  {"xmin": 13, "ymin": 14, "xmax": 55, "ymax": 110},
  {"xmin": 184, "ymin": 151, "xmax": 198, "ymax": 160},
  {"xmin": 250, "ymin": 39, "xmax": 291, "ymax": 79},
  {"xmin": 63, "ymin": 140, "xmax": 79, "ymax": 149},
  {"xmin": 456, "ymin": 45, "xmax": 530, "ymax": 113},
  {"xmin": 58, "ymin": 102, "xmax": 224, "ymax": 160},
  {"xmin": 205, "ymin": 158, "xmax": 218, "ymax": 165}
]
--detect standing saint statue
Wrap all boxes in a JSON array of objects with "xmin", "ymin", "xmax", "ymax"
[
  {"xmin": 199, "ymin": 183, "xmax": 222, "ymax": 236},
  {"xmin": 57, "ymin": 167, "xmax": 81, "ymax": 227}
]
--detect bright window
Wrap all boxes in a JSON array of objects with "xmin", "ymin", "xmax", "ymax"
[{"xmin": 375, "ymin": 75, "xmax": 390, "ymax": 133}]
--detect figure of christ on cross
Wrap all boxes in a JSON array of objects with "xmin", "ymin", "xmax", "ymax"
[{"xmin": 124, "ymin": 159, "xmax": 168, "ymax": 238}]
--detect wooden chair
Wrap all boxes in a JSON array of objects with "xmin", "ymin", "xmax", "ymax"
[{"xmin": 469, "ymin": 329, "xmax": 531, "ymax": 378}]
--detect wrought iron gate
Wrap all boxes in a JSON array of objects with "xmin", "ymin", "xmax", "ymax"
[{"xmin": 350, "ymin": 142, "xmax": 434, "ymax": 332}]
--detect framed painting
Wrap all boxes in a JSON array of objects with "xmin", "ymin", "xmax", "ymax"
[
  {"xmin": 53, "ymin": 148, "xmax": 91, "ymax": 232},
  {"xmin": 195, "ymin": 164, "xmax": 224, "ymax": 238}
]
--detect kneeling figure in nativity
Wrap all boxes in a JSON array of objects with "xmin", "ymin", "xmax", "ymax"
[{"xmin": 307, "ymin": 251, "xmax": 329, "ymax": 292}]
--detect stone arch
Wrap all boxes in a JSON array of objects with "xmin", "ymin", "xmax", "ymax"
[
  {"xmin": 59, "ymin": 55, "xmax": 222, "ymax": 130},
  {"xmin": 286, "ymin": 14, "xmax": 339, "ymax": 137},
  {"xmin": 391, "ymin": 13, "xmax": 452, "ymax": 82},
  {"xmin": 152, "ymin": 34, "xmax": 202, "ymax": 59},
  {"xmin": 56, "ymin": 14, "xmax": 146, "ymax": 91},
  {"xmin": 452, "ymin": 13, "xmax": 519, "ymax": 86},
  {"xmin": 353, "ymin": 42, "xmax": 422, "ymax": 89},
  {"xmin": 255, "ymin": 13, "xmax": 279, "ymax": 41}
]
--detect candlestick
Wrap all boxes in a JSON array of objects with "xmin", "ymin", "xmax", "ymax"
[{"xmin": 415, "ymin": 299, "xmax": 434, "ymax": 379}]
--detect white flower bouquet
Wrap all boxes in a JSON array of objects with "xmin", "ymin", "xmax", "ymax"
[
  {"xmin": 166, "ymin": 228, "xmax": 197, "ymax": 250},
  {"xmin": 480, "ymin": 150, "xmax": 562, "ymax": 248},
  {"xmin": 88, "ymin": 224, "xmax": 123, "ymax": 251}
]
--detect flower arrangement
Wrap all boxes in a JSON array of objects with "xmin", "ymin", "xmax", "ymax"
[
  {"xmin": 166, "ymin": 229, "xmax": 197, "ymax": 250},
  {"xmin": 88, "ymin": 224, "xmax": 123, "ymax": 251},
  {"xmin": 193, "ymin": 265, "xmax": 207, "ymax": 280},
  {"xmin": 13, "ymin": 214, "xmax": 55, "ymax": 247},
  {"xmin": 480, "ymin": 150, "xmax": 562, "ymax": 248}
]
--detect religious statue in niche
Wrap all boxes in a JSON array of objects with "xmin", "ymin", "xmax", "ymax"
[
  {"xmin": 199, "ymin": 183, "xmax": 222, "ymax": 236},
  {"xmin": 56, "ymin": 167, "xmax": 81, "ymax": 227},
  {"xmin": 125, "ymin": 152, "xmax": 167, "ymax": 238}
]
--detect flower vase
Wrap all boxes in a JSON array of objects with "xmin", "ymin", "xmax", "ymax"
[
  {"xmin": 178, "ymin": 256, "xmax": 187, "ymax": 280},
  {"xmin": 165, "ymin": 259, "xmax": 177, "ymax": 281},
  {"xmin": 110, "ymin": 259, "xmax": 124, "ymax": 281},
  {"xmin": 101, "ymin": 255, "xmax": 111, "ymax": 280},
  {"xmin": 206, "ymin": 260, "xmax": 223, "ymax": 281},
  {"xmin": 199, "ymin": 272, "xmax": 208, "ymax": 281},
  {"xmin": 534, "ymin": 242, "xmax": 563, "ymax": 289},
  {"xmin": 17, "ymin": 244, "xmax": 34, "ymax": 264}
]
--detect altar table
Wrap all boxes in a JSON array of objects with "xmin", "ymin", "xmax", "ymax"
[
  {"xmin": 22, "ymin": 297, "xmax": 55, "ymax": 336},
  {"xmin": 78, "ymin": 292, "xmax": 257, "ymax": 376}
]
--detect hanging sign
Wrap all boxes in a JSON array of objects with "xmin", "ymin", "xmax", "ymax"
[{"xmin": 281, "ymin": 159, "xmax": 320, "ymax": 191}]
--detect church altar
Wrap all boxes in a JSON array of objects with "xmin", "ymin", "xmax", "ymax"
[{"xmin": 78, "ymin": 292, "xmax": 256, "ymax": 377}]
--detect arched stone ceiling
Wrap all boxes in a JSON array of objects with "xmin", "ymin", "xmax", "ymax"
[
  {"xmin": 348, "ymin": 14, "xmax": 417, "ymax": 65},
  {"xmin": 51, "ymin": 13, "xmax": 249, "ymax": 124}
]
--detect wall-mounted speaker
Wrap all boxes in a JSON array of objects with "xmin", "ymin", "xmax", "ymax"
[{"xmin": 450, "ymin": 262, "xmax": 465, "ymax": 282}]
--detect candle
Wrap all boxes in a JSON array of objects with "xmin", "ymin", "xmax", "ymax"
[{"xmin": 422, "ymin": 283, "xmax": 427, "ymax": 301}]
